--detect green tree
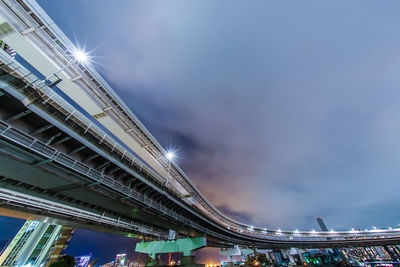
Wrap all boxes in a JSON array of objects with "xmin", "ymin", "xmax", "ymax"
[
  {"xmin": 49, "ymin": 255, "xmax": 76, "ymax": 267},
  {"xmin": 256, "ymin": 253, "xmax": 272, "ymax": 265}
]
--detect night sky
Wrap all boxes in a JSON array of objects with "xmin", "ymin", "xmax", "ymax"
[{"xmin": 2, "ymin": 0, "xmax": 400, "ymax": 265}]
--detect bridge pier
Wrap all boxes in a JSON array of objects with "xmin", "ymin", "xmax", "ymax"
[
  {"xmin": 240, "ymin": 247, "xmax": 254, "ymax": 260},
  {"xmin": 280, "ymin": 249, "xmax": 296, "ymax": 266},
  {"xmin": 135, "ymin": 237, "xmax": 206, "ymax": 267},
  {"xmin": 296, "ymin": 248, "xmax": 307, "ymax": 263},
  {"xmin": 219, "ymin": 245, "xmax": 241, "ymax": 265}
]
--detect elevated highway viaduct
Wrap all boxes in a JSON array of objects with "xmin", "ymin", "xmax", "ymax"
[
  {"xmin": 1, "ymin": 69, "xmax": 400, "ymax": 249},
  {"xmin": 0, "ymin": 0, "xmax": 399, "ymax": 252}
]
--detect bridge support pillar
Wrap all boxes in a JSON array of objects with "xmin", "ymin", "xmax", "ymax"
[
  {"xmin": 219, "ymin": 245, "xmax": 241, "ymax": 265},
  {"xmin": 135, "ymin": 237, "xmax": 206, "ymax": 267},
  {"xmin": 281, "ymin": 249, "xmax": 296, "ymax": 266},
  {"xmin": 240, "ymin": 247, "xmax": 254, "ymax": 260},
  {"xmin": 296, "ymin": 248, "xmax": 307, "ymax": 264},
  {"xmin": 277, "ymin": 249, "xmax": 291, "ymax": 266}
]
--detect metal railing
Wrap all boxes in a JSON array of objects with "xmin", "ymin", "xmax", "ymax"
[{"xmin": 0, "ymin": 187, "xmax": 162, "ymax": 237}]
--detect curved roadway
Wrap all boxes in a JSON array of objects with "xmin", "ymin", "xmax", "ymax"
[{"xmin": 0, "ymin": 0, "xmax": 399, "ymax": 249}]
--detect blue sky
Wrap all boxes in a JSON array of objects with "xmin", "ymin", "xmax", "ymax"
[{"xmin": 2, "ymin": 0, "xmax": 400, "ymax": 263}]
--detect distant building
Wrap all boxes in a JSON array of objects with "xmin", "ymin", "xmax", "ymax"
[
  {"xmin": 75, "ymin": 255, "xmax": 92, "ymax": 267},
  {"xmin": 316, "ymin": 217, "xmax": 329, "ymax": 232},
  {"xmin": 0, "ymin": 220, "xmax": 74, "ymax": 266},
  {"xmin": 115, "ymin": 253, "xmax": 127, "ymax": 267},
  {"xmin": 315, "ymin": 217, "xmax": 341, "ymax": 256}
]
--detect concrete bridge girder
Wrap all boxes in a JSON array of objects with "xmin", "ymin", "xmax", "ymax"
[{"xmin": 135, "ymin": 237, "xmax": 207, "ymax": 257}]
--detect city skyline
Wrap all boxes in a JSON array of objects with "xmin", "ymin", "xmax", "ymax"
[{"xmin": 0, "ymin": 217, "xmax": 221, "ymax": 265}]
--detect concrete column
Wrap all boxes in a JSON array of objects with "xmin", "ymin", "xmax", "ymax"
[
  {"xmin": 296, "ymin": 248, "xmax": 307, "ymax": 264},
  {"xmin": 280, "ymin": 249, "xmax": 295, "ymax": 266},
  {"xmin": 219, "ymin": 245, "xmax": 241, "ymax": 265},
  {"xmin": 240, "ymin": 247, "xmax": 254, "ymax": 260}
]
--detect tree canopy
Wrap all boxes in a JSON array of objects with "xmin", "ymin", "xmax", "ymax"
[{"xmin": 49, "ymin": 255, "xmax": 76, "ymax": 267}]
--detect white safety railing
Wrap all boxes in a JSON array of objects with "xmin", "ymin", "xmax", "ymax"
[{"xmin": 0, "ymin": 187, "xmax": 162, "ymax": 236}]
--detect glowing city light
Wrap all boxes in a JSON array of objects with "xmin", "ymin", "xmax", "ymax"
[{"xmin": 310, "ymin": 229, "xmax": 316, "ymax": 235}]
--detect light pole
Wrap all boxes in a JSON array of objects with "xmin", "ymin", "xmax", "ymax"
[
  {"xmin": 165, "ymin": 151, "xmax": 175, "ymax": 187},
  {"xmin": 42, "ymin": 49, "xmax": 88, "ymax": 88}
]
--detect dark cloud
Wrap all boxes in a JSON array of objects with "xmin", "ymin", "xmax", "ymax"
[
  {"xmin": 216, "ymin": 205, "xmax": 253, "ymax": 225},
  {"xmin": 38, "ymin": 0, "xmax": 400, "ymax": 231}
]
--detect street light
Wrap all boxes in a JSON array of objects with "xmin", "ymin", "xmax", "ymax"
[
  {"xmin": 43, "ymin": 49, "xmax": 89, "ymax": 88},
  {"xmin": 166, "ymin": 151, "xmax": 175, "ymax": 161},
  {"xmin": 165, "ymin": 150, "xmax": 176, "ymax": 187},
  {"xmin": 73, "ymin": 50, "xmax": 88, "ymax": 63}
]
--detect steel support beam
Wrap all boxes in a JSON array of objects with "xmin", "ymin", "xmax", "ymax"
[
  {"xmin": 108, "ymin": 166, "xmax": 120, "ymax": 175},
  {"xmin": 116, "ymin": 172, "xmax": 129, "ymax": 180},
  {"xmin": 86, "ymin": 181, "xmax": 100, "ymax": 187},
  {"xmin": 32, "ymin": 158, "xmax": 52, "ymax": 166},
  {"xmin": 46, "ymin": 132, "xmax": 62, "ymax": 145},
  {"xmin": 30, "ymin": 124, "xmax": 53, "ymax": 135},
  {"xmin": 52, "ymin": 136, "xmax": 71, "ymax": 145},
  {"xmin": 96, "ymin": 161, "xmax": 111, "ymax": 170},
  {"xmin": 82, "ymin": 154, "xmax": 100, "ymax": 163},
  {"xmin": 68, "ymin": 145, "xmax": 86, "ymax": 155},
  {"xmin": 5, "ymin": 109, "xmax": 32, "ymax": 122}
]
